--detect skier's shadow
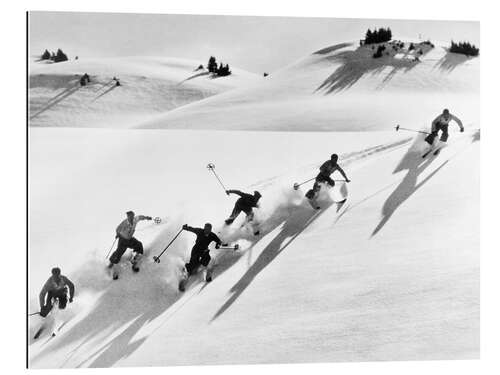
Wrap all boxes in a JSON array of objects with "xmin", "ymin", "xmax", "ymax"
[
  {"xmin": 434, "ymin": 48, "xmax": 473, "ymax": 73},
  {"xmin": 91, "ymin": 84, "xmax": 118, "ymax": 102},
  {"xmin": 315, "ymin": 43, "xmax": 426, "ymax": 94},
  {"xmin": 30, "ymin": 84, "xmax": 81, "ymax": 120},
  {"xmin": 212, "ymin": 202, "xmax": 332, "ymax": 321},
  {"xmin": 371, "ymin": 145, "xmax": 449, "ymax": 237}
]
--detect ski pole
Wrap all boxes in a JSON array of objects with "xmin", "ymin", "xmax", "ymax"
[
  {"xmin": 293, "ymin": 178, "xmax": 348, "ymax": 190},
  {"xmin": 105, "ymin": 237, "xmax": 118, "ymax": 259},
  {"xmin": 153, "ymin": 227, "xmax": 184, "ymax": 263},
  {"xmin": 28, "ymin": 312, "xmax": 40, "ymax": 316},
  {"xmin": 207, "ymin": 163, "xmax": 228, "ymax": 193},
  {"xmin": 395, "ymin": 125, "xmax": 430, "ymax": 135},
  {"xmin": 217, "ymin": 244, "xmax": 240, "ymax": 251}
]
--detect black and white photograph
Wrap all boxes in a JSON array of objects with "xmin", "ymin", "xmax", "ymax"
[{"xmin": 26, "ymin": 6, "xmax": 482, "ymax": 371}]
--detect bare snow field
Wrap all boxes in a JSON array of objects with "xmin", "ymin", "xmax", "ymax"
[{"xmin": 28, "ymin": 39, "xmax": 479, "ymax": 368}]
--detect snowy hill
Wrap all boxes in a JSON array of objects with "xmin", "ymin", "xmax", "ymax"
[
  {"xmin": 28, "ymin": 38, "xmax": 479, "ymax": 368},
  {"xmin": 28, "ymin": 127, "xmax": 479, "ymax": 367},
  {"xmin": 138, "ymin": 41, "xmax": 479, "ymax": 131},
  {"xmin": 29, "ymin": 56, "xmax": 260, "ymax": 128}
]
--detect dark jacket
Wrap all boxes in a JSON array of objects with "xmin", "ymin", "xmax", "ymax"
[
  {"xmin": 228, "ymin": 190, "xmax": 260, "ymax": 212},
  {"xmin": 184, "ymin": 226, "xmax": 222, "ymax": 252},
  {"xmin": 39, "ymin": 275, "xmax": 75, "ymax": 307},
  {"xmin": 319, "ymin": 160, "xmax": 347, "ymax": 179}
]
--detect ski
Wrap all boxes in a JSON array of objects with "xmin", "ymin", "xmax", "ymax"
[
  {"xmin": 422, "ymin": 147, "xmax": 434, "ymax": 158},
  {"xmin": 423, "ymin": 144, "xmax": 444, "ymax": 158}
]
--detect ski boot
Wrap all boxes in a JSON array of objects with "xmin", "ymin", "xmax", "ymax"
[{"xmin": 130, "ymin": 252, "xmax": 143, "ymax": 273}]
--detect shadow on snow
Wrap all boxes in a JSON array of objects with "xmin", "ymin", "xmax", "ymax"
[
  {"xmin": 212, "ymin": 201, "xmax": 333, "ymax": 321},
  {"xmin": 371, "ymin": 138, "xmax": 449, "ymax": 237}
]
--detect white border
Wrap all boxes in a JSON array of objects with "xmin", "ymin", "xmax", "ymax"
[{"xmin": 2, "ymin": 1, "xmax": 498, "ymax": 374}]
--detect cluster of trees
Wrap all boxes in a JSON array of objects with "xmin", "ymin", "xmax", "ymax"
[
  {"xmin": 207, "ymin": 56, "xmax": 232, "ymax": 77},
  {"xmin": 364, "ymin": 27, "xmax": 392, "ymax": 44},
  {"xmin": 449, "ymin": 41, "xmax": 479, "ymax": 57},
  {"xmin": 40, "ymin": 49, "xmax": 68, "ymax": 63}
]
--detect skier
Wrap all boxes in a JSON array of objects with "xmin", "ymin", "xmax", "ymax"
[
  {"xmin": 305, "ymin": 154, "xmax": 350, "ymax": 208},
  {"xmin": 108, "ymin": 211, "xmax": 152, "ymax": 276},
  {"xmin": 181, "ymin": 223, "xmax": 222, "ymax": 285},
  {"xmin": 39, "ymin": 267, "xmax": 75, "ymax": 318},
  {"xmin": 224, "ymin": 189, "xmax": 262, "ymax": 226},
  {"xmin": 425, "ymin": 109, "xmax": 464, "ymax": 146}
]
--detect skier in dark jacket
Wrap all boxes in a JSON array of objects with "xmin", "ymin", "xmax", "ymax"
[
  {"xmin": 39, "ymin": 267, "xmax": 75, "ymax": 317},
  {"xmin": 182, "ymin": 223, "xmax": 222, "ymax": 275},
  {"xmin": 224, "ymin": 190, "xmax": 262, "ymax": 225},
  {"xmin": 316, "ymin": 154, "xmax": 350, "ymax": 186},
  {"xmin": 305, "ymin": 154, "xmax": 350, "ymax": 203},
  {"xmin": 425, "ymin": 108, "xmax": 464, "ymax": 145}
]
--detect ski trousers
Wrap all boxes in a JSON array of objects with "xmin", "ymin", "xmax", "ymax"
[
  {"xmin": 109, "ymin": 236, "xmax": 144, "ymax": 264},
  {"xmin": 185, "ymin": 248, "xmax": 211, "ymax": 275},
  {"xmin": 425, "ymin": 123, "xmax": 449, "ymax": 145},
  {"xmin": 314, "ymin": 173, "xmax": 335, "ymax": 190},
  {"xmin": 40, "ymin": 289, "xmax": 68, "ymax": 317},
  {"xmin": 225, "ymin": 205, "xmax": 254, "ymax": 225}
]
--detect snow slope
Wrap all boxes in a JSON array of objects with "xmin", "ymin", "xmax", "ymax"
[
  {"xmin": 138, "ymin": 41, "xmax": 479, "ymax": 131},
  {"xmin": 29, "ymin": 56, "xmax": 260, "ymax": 128},
  {"xmin": 28, "ymin": 127, "xmax": 479, "ymax": 368}
]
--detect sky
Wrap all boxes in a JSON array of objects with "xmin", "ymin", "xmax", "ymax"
[{"xmin": 29, "ymin": 12, "xmax": 479, "ymax": 73}]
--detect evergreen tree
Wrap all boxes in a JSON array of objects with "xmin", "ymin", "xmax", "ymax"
[
  {"xmin": 41, "ymin": 49, "xmax": 51, "ymax": 60},
  {"xmin": 365, "ymin": 29, "xmax": 373, "ymax": 44},
  {"xmin": 54, "ymin": 48, "xmax": 68, "ymax": 62},
  {"xmin": 207, "ymin": 56, "xmax": 217, "ymax": 73}
]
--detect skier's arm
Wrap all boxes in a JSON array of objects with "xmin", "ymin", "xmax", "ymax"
[
  {"xmin": 336, "ymin": 165, "xmax": 350, "ymax": 182},
  {"xmin": 212, "ymin": 233, "xmax": 222, "ymax": 248},
  {"xmin": 39, "ymin": 280, "xmax": 49, "ymax": 309},
  {"xmin": 451, "ymin": 114, "xmax": 464, "ymax": 131},
  {"xmin": 63, "ymin": 276, "xmax": 75, "ymax": 301},
  {"xmin": 226, "ymin": 190, "xmax": 244, "ymax": 197},
  {"xmin": 182, "ymin": 224, "xmax": 197, "ymax": 233},
  {"xmin": 116, "ymin": 220, "xmax": 126, "ymax": 238}
]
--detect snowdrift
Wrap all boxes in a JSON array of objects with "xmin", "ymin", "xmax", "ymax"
[
  {"xmin": 29, "ymin": 128, "xmax": 479, "ymax": 367},
  {"xmin": 29, "ymin": 56, "xmax": 260, "ymax": 128},
  {"xmin": 138, "ymin": 41, "xmax": 479, "ymax": 131}
]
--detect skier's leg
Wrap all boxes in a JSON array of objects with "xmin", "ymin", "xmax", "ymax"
[
  {"xmin": 128, "ymin": 237, "xmax": 144, "ymax": 272},
  {"xmin": 225, "ymin": 206, "xmax": 242, "ymax": 225},
  {"xmin": 109, "ymin": 238, "xmax": 128, "ymax": 265},
  {"xmin": 185, "ymin": 249, "xmax": 201, "ymax": 275},
  {"xmin": 326, "ymin": 176, "xmax": 335, "ymax": 187},
  {"xmin": 129, "ymin": 237, "xmax": 144, "ymax": 255},
  {"xmin": 200, "ymin": 252, "xmax": 211, "ymax": 268},
  {"xmin": 57, "ymin": 291, "xmax": 68, "ymax": 310},
  {"xmin": 40, "ymin": 292, "xmax": 55, "ymax": 317},
  {"xmin": 439, "ymin": 125, "xmax": 449, "ymax": 142},
  {"xmin": 425, "ymin": 131, "xmax": 438, "ymax": 145},
  {"xmin": 201, "ymin": 252, "xmax": 213, "ymax": 282}
]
